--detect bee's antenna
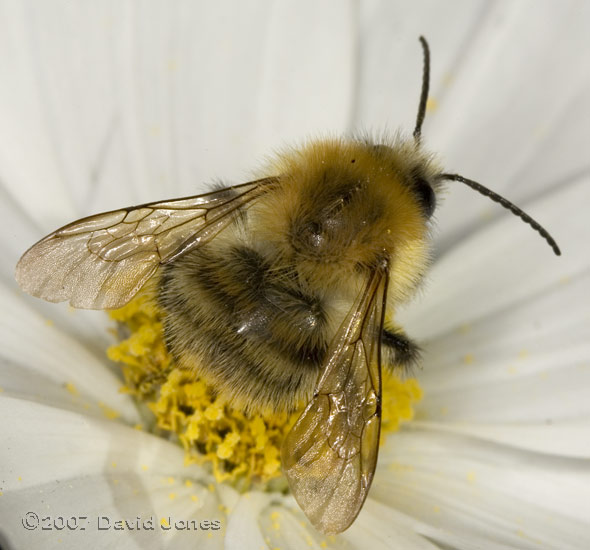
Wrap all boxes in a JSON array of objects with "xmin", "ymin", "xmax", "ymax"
[
  {"xmin": 413, "ymin": 36, "xmax": 430, "ymax": 143},
  {"xmin": 438, "ymin": 173, "xmax": 561, "ymax": 256}
]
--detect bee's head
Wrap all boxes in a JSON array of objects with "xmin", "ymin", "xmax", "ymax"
[{"xmin": 368, "ymin": 140, "xmax": 441, "ymax": 225}]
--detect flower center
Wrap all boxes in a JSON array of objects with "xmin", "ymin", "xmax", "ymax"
[{"xmin": 107, "ymin": 284, "xmax": 422, "ymax": 491}]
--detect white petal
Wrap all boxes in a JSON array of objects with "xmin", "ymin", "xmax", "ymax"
[
  {"xmin": 0, "ymin": 185, "xmax": 46, "ymax": 277},
  {"xmin": 0, "ymin": 2, "xmax": 77, "ymax": 228},
  {"xmin": 0, "ymin": 396, "xmax": 224, "ymax": 549},
  {"xmin": 0, "ymin": 289, "xmax": 139, "ymax": 424},
  {"xmin": 342, "ymin": 499, "xmax": 442, "ymax": 550},
  {"xmin": 412, "ymin": 420, "xmax": 590, "ymax": 458},
  {"xmin": 0, "ymin": 473, "xmax": 223, "ymax": 550},
  {"xmin": 412, "ymin": 270, "xmax": 590, "ymax": 426},
  {"xmin": 360, "ymin": 499, "xmax": 518, "ymax": 550},
  {"xmin": 416, "ymin": 362, "xmax": 590, "ymax": 425},
  {"xmin": 416, "ymin": 271, "xmax": 590, "ymax": 391},
  {"xmin": 0, "ymin": 397, "xmax": 187, "ymax": 490},
  {"xmin": 400, "ymin": 174, "xmax": 590, "ymax": 340},
  {"xmin": 355, "ymin": 0, "xmax": 485, "ymax": 132},
  {"xmin": 253, "ymin": 0, "xmax": 355, "ymax": 150},
  {"xmin": 376, "ymin": 429, "xmax": 590, "ymax": 549},
  {"xmin": 427, "ymin": 0, "xmax": 590, "ymax": 252},
  {"xmin": 252, "ymin": 494, "xmax": 442, "ymax": 550},
  {"xmin": 258, "ymin": 499, "xmax": 340, "ymax": 550},
  {"xmin": 4, "ymin": 288, "xmax": 116, "ymax": 368},
  {"xmin": 225, "ymin": 492, "xmax": 273, "ymax": 550}
]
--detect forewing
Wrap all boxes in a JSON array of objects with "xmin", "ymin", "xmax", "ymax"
[
  {"xmin": 281, "ymin": 266, "xmax": 388, "ymax": 534},
  {"xmin": 15, "ymin": 178, "xmax": 276, "ymax": 309}
]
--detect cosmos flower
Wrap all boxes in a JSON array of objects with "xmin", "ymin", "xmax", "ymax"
[{"xmin": 1, "ymin": 1, "xmax": 589, "ymax": 549}]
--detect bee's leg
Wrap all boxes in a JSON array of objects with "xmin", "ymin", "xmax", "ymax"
[{"xmin": 381, "ymin": 325, "xmax": 421, "ymax": 374}]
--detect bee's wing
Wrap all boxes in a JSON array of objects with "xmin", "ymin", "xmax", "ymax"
[
  {"xmin": 281, "ymin": 264, "xmax": 388, "ymax": 535},
  {"xmin": 15, "ymin": 177, "xmax": 276, "ymax": 309}
]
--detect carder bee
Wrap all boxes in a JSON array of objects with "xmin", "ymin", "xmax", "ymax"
[{"xmin": 15, "ymin": 37, "xmax": 559, "ymax": 534}]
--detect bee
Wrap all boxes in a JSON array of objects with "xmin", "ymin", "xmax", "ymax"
[{"xmin": 15, "ymin": 37, "xmax": 560, "ymax": 534}]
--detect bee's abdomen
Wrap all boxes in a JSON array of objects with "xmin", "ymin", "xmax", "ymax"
[{"xmin": 158, "ymin": 243, "xmax": 328, "ymax": 412}]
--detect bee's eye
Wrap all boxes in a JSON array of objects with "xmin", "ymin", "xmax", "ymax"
[{"xmin": 413, "ymin": 177, "xmax": 436, "ymax": 218}]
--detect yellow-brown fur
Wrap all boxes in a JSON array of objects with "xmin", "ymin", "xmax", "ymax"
[
  {"xmin": 254, "ymin": 136, "xmax": 440, "ymax": 304},
  {"xmin": 159, "ymin": 136, "xmax": 441, "ymax": 413}
]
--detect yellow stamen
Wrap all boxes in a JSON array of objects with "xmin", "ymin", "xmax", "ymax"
[{"xmin": 108, "ymin": 285, "xmax": 422, "ymax": 489}]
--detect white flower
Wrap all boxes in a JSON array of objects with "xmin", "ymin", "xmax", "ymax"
[{"xmin": 1, "ymin": 1, "xmax": 589, "ymax": 549}]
